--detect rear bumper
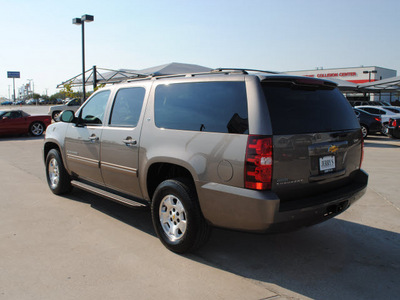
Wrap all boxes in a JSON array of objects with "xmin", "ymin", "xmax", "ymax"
[
  {"xmin": 197, "ymin": 169, "xmax": 368, "ymax": 232},
  {"xmin": 388, "ymin": 127, "xmax": 400, "ymax": 138}
]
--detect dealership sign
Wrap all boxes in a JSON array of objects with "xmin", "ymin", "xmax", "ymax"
[
  {"xmin": 303, "ymin": 72, "xmax": 358, "ymax": 78},
  {"xmin": 7, "ymin": 71, "xmax": 20, "ymax": 78},
  {"xmin": 317, "ymin": 72, "xmax": 357, "ymax": 78}
]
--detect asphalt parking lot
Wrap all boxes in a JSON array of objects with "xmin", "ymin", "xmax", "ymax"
[{"xmin": 0, "ymin": 107, "xmax": 399, "ymax": 299}]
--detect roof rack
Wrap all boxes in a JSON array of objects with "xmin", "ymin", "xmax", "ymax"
[
  {"xmin": 121, "ymin": 68, "xmax": 280, "ymax": 84},
  {"xmin": 211, "ymin": 68, "xmax": 279, "ymax": 75}
]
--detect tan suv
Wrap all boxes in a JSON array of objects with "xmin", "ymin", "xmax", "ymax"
[{"xmin": 43, "ymin": 69, "xmax": 368, "ymax": 253}]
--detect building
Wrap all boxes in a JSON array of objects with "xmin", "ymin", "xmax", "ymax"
[{"xmin": 286, "ymin": 66, "xmax": 398, "ymax": 103}]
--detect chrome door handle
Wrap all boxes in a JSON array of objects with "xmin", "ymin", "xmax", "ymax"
[
  {"xmin": 88, "ymin": 135, "xmax": 99, "ymax": 142},
  {"xmin": 123, "ymin": 137, "xmax": 137, "ymax": 146}
]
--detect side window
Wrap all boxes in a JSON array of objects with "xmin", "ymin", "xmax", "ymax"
[
  {"xmin": 80, "ymin": 90, "xmax": 110, "ymax": 125},
  {"xmin": 154, "ymin": 82, "xmax": 248, "ymax": 134},
  {"xmin": 68, "ymin": 99, "xmax": 80, "ymax": 106},
  {"xmin": 4, "ymin": 111, "xmax": 22, "ymax": 119},
  {"xmin": 362, "ymin": 108, "xmax": 374, "ymax": 114},
  {"xmin": 109, "ymin": 87, "xmax": 146, "ymax": 127}
]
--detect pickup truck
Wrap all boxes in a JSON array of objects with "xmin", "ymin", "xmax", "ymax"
[{"xmin": 48, "ymin": 98, "xmax": 81, "ymax": 120}]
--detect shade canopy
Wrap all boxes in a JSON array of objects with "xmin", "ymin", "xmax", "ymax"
[{"xmin": 57, "ymin": 62, "xmax": 212, "ymax": 88}]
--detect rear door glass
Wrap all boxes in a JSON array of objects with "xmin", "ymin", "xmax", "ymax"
[
  {"xmin": 262, "ymin": 81, "xmax": 360, "ymax": 134},
  {"xmin": 155, "ymin": 81, "xmax": 248, "ymax": 134}
]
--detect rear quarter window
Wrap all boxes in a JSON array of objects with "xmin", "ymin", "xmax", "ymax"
[
  {"xmin": 154, "ymin": 81, "xmax": 248, "ymax": 134},
  {"xmin": 262, "ymin": 81, "xmax": 360, "ymax": 134}
]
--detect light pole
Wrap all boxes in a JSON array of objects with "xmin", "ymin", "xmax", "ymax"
[
  {"xmin": 73, "ymin": 14, "xmax": 94, "ymax": 104},
  {"xmin": 363, "ymin": 70, "xmax": 377, "ymax": 82},
  {"xmin": 363, "ymin": 70, "xmax": 378, "ymax": 101}
]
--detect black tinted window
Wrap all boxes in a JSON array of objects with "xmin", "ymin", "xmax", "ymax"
[
  {"xmin": 155, "ymin": 82, "xmax": 248, "ymax": 134},
  {"xmin": 80, "ymin": 90, "xmax": 110, "ymax": 125},
  {"xmin": 262, "ymin": 81, "xmax": 360, "ymax": 134},
  {"xmin": 110, "ymin": 87, "xmax": 145, "ymax": 127},
  {"xmin": 4, "ymin": 111, "xmax": 22, "ymax": 119}
]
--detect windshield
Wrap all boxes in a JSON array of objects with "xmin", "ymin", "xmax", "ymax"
[
  {"xmin": 262, "ymin": 81, "xmax": 360, "ymax": 134},
  {"xmin": 0, "ymin": 111, "xmax": 6, "ymax": 117}
]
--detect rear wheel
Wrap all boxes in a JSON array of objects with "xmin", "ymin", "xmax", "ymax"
[
  {"xmin": 151, "ymin": 178, "xmax": 210, "ymax": 253},
  {"xmin": 46, "ymin": 149, "xmax": 72, "ymax": 195},
  {"xmin": 29, "ymin": 121, "xmax": 45, "ymax": 136},
  {"xmin": 360, "ymin": 124, "xmax": 368, "ymax": 138},
  {"xmin": 382, "ymin": 123, "xmax": 389, "ymax": 135}
]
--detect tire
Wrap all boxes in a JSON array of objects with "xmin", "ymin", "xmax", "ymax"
[
  {"xmin": 52, "ymin": 111, "xmax": 61, "ymax": 121},
  {"xmin": 151, "ymin": 178, "xmax": 210, "ymax": 253},
  {"xmin": 45, "ymin": 149, "xmax": 72, "ymax": 195},
  {"xmin": 382, "ymin": 123, "xmax": 389, "ymax": 135},
  {"xmin": 360, "ymin": 124, "xmax": 368, "ymax": 138},
  {"xmin": 29, "ymin": 121, "xmax": 45, "ymax": 136}
]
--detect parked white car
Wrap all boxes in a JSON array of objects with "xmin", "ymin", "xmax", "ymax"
[
  {"xmin": 381, "ymin": 106, "xmax": 400, "ymax": 114},
  {"xmin": 48, "ymin": 98, "xmax": 81, "ymax": 120}
]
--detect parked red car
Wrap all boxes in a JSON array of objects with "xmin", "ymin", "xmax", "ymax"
[{"xmin": 0, "ymin": 110, "xmax": 51, "ymax": 136}]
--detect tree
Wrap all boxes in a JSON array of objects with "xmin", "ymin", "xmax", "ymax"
[{"xmin": 60, "ymin": 82, "xmax": 78, "ymax": 99}]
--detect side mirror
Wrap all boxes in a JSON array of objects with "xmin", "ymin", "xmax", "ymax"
[{"xmin": 59, "ymin": 110, "xmax": 76, "ymax": 123}]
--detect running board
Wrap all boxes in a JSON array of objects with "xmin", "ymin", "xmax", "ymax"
[{"xmin": 71, "ymin": 180, "xmax": 148, "ymax": 208}]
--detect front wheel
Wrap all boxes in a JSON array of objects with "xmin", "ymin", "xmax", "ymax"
[
  {"xmin": 151, "ymin": 179, "xmax": 210, "ymax": 253},
  {"xmin": 52, "ymin": 111, "xmax": 61, "ymax": 121},
  {"xmin": 29, "ymin": 122, "xmax": 44, "ymax": 136},
  {"xmin": 45, "ymin": 149, "xmax": 72, "ymax": 195}
]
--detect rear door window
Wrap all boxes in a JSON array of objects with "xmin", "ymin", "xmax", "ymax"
[
  {"xmin": 262, "ymin": 80, "xmax": 360, "ymax": 134},
  {"xmin": 155, "ymin": 81, "xmax": 248, "ymax": 134},
  {"xmin": 109, "ymin": 87, "xmax": 145, "ymax": 127}
]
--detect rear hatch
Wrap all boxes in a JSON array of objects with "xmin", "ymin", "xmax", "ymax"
[{"xmin": 261, "ymin": 77, "xmax": 363, "ymax": 203}]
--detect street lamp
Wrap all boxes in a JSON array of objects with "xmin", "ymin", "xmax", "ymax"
[
  {"xmin": 73, "ymin": 14, "xmax": 94, "ymax": 104},
  {"xmin": 363, "ymin": 70, "xmax": 377, "ymax": 82}
]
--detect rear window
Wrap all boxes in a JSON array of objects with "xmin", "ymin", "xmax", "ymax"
[{"xmin": 262, "ymin": 81, "xmax": 360, "ymax": 134}]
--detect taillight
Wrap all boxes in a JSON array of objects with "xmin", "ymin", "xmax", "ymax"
[
  {"xmin": 245, "ymin": 135, "xmax": 273, "ymax": 190},
  {"xmin": 360, "ymin": 139, "xmax": 364, "ymax": 168},
  {"xmin": 393, "ymin": 120, "xmax": 397, "ymax": 127},
  {"xmin": 374, "ymin": 117, "xmax": 381, "ymax": 122}
]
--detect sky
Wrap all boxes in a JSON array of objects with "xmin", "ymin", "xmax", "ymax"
[{"xmin": 0, "ymin": 0, "xmax": 399, "ymax": 98}]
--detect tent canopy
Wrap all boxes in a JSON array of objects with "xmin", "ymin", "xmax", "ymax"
[{"xmin": 57, "ymin": 62, "xmax": 212, "ymax": 88}]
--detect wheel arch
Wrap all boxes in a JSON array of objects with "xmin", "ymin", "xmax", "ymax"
[
  {"xmin": 146, "ymin": 162, "xmax": 196, "ymax": 203},
  {"xmin": 43, "ymin": 141, "xmax": 69, "ymax": 172}
]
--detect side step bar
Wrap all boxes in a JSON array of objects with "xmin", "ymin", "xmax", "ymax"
[{"xmin": 71, "ymin": 180, "xmax": 148, "ymax": 208}]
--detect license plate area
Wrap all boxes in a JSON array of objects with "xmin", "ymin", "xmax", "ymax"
[{"xmin": 319, "ymin": 155, "xmax": 335, "ymax": 173}]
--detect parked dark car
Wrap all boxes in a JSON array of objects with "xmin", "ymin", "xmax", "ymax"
[
  {"xmin": 388, "ymin": 118, "xmax": 400, "ymax": 139},
  {"xmin": 353, "ymin": 108, "xmax": 383, "ymax": 138},
  {"xmin": 0, "ymin": 110, "xmax": 52, "ymax": 136}
]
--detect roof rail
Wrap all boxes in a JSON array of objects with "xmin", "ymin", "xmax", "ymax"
[
  {"xmin": 211, "ymin": 68, "xmax": 279, "ymax": 75},
  {"xmin": 121, "ymin": 68, "xmax": 280, "ymax": 84}
]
